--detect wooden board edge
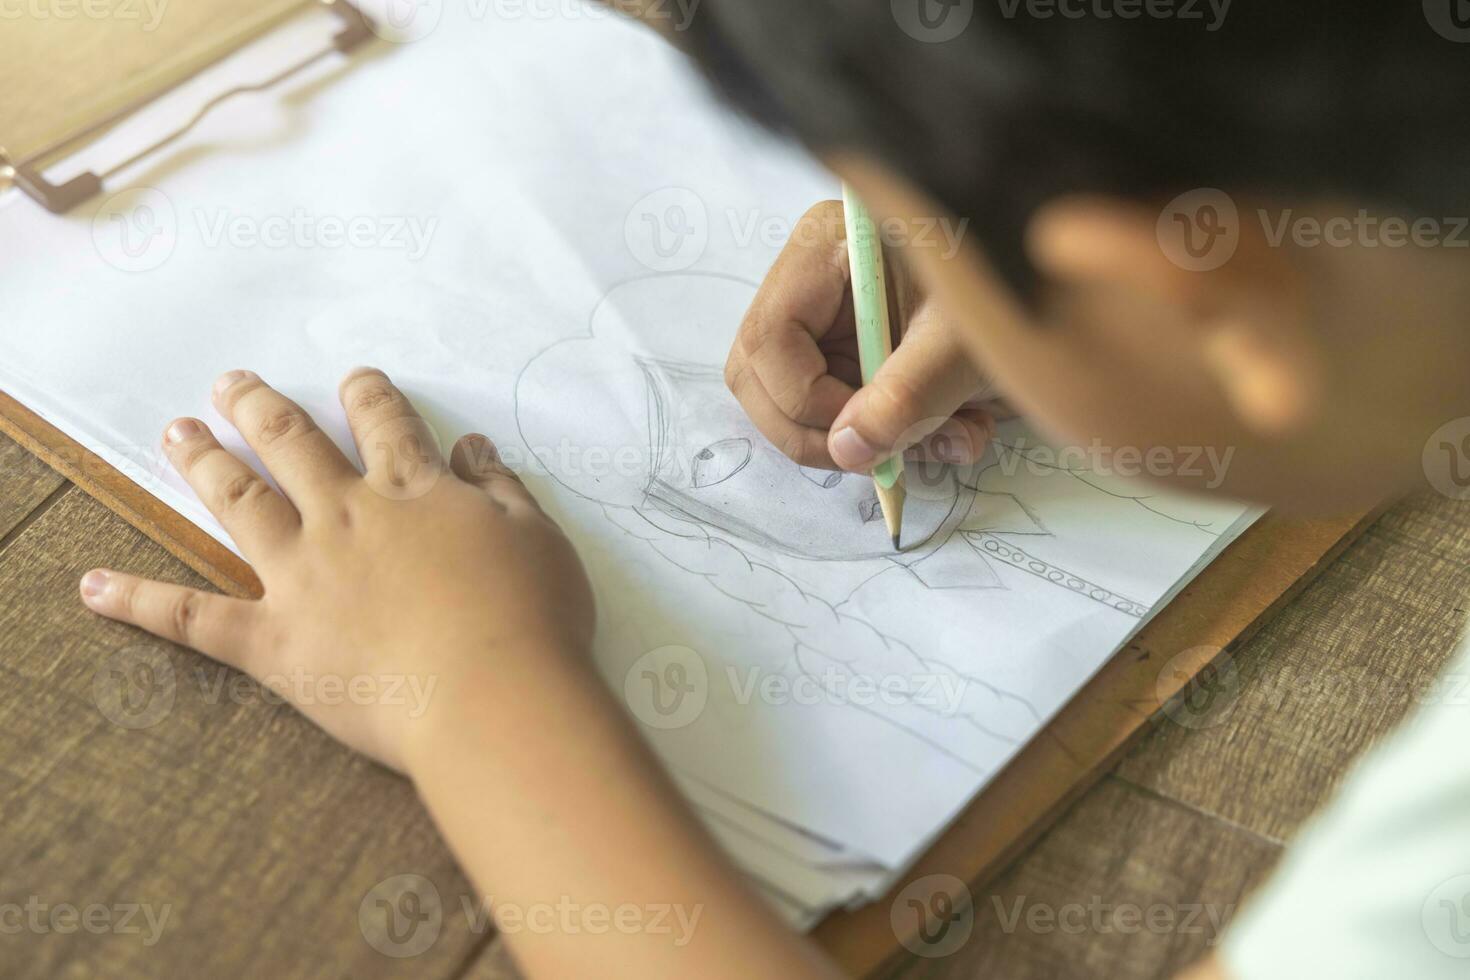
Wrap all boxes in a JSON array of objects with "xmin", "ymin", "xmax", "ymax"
[
  {"xmin": 0, "ymin": 388, "xmax": 260, "ymax": 597},
  {"xmin": 812, "ymin": 504, "xmax": 1381, "ymax": 976}
]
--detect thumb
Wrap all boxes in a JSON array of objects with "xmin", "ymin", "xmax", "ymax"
[{"xmin": 826, "ymin": 315, "xmax": 991, "ymax": 472}]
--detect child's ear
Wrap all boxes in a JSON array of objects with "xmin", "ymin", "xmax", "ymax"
[{"xmin": 1027, "ymin": 195, "xmax": 1324, "ymax": 438}]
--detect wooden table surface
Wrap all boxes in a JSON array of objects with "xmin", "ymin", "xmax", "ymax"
[{"xmin": 0, "ymin": 431, "xmax": 1464, "ymax": 979}]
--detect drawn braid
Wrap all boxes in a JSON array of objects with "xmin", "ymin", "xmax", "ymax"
[{"xmin": 605, "ymin": 504, "xmax": 1041, "ymax": 752}]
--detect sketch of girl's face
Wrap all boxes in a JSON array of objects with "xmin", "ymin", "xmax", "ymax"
[{"xmin": 641, "ymin": 364, "xmax": 967, "ymax": 561}]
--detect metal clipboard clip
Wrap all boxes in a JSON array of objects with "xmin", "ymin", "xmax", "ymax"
[{"xmin": 3, "ymin": 0, "xmax": 376, "ymax": 214}]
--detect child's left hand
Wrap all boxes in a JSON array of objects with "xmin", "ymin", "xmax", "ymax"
[{"xmin": 79, "ymin": 367, "xmax": 595, "ymax": 774}]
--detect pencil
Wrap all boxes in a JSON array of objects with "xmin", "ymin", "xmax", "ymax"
[{"xmin": 841, "ymin": 182, "xmax": 906, "ymax": 551}]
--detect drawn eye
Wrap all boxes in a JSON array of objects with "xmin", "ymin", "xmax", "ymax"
[
  {"xmin": 799, "ymin": 467, "xmax": 844, "ymax": 490},
  {"xmin": 691, "ymin": 438, "xmax": 753, "ymax": 488}
]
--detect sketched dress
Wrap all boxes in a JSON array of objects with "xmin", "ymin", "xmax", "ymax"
[{"xmin": 513, "ymin": 274, "xmax": 1215, "ymax": 757}]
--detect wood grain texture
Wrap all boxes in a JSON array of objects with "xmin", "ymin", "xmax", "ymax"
[
  {"xmin": 0, "ymin": 490, "xmax": 488, "ymax": 978},
  {"xmin": 877, "ymin": 777, "xmax": 1280, "ymax": 980},
  {"xmin": 1116, "ymin": 490, "xmax": 1470, "ymax": 843},
  {"xmin": 0, "ymin": 430, "xmax": 67, "ymax": 538},
  {"xmin": 0, "ymin": 390, "xmax": 259, "ymax": 597}
]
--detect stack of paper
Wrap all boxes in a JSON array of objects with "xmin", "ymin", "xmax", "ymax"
[{"xmin": 0, "ymin": 3, "xmax": 1255, "ymax": 927}]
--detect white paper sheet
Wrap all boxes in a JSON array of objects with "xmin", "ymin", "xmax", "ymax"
[{"xmin": 0, "ymin": 3, "xmax": 1256, "ymax": 922}]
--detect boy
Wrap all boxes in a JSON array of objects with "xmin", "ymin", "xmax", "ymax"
[{"xmin": 76, "ymin": 3, "xmax": 1470, "ymax": 977}]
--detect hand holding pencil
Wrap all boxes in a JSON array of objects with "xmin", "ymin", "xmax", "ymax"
[{"xmin": 723, "ymin": 200, "xmax": 998, "ymax": 501}]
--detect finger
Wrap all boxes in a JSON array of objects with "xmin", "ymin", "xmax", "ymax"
[
  {"xmin": 450, "ymin": 434, "xmax": 539, "ymax": 512},
  {"xmin": 827, "ymin": 312, "xmax": 987, "ymax": 472},
  {"xmin": 735, "ymin": 200, "xmax": 857, "ymax": 429},
  {"xmin": 724, "ymin": 356, "xmax": 838, "ymax": 469},
  {"xmin": 212, "ymin": 371, "xmax": 357, "ymax": 509},
  {"xmin": 162, "ymin": 418, "xmax": 299, "ymax": 558},
  {"xmin": 338, "ymin": 367, "xmax": 447, "ymax": 499},
  {"xmin": 904, "ymin": 408, "xmax": 997, "ymax": 464},
  {"xmin": 80, "ymin": 568, "xmax": 259, "ymax": 669}
]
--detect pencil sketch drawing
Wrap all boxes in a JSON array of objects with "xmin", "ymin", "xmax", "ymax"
[{"xmin": 512, "ymin": 273, "xmax": 1241, "ymax": 760}]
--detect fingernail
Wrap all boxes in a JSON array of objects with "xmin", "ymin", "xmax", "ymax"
[
  {"xmin": 165, "ymin": 419, "xmax": 204, "ymax": 445},
  {"xmin": 212, "ymin": 370, "xmax": 257, "ymax": 400},
  {"xmin": 80, "ymin": 569, "xmax": 111, "ymax": 599},
  {"xmin": 830, "ymin": 427, "xmax": 877, "ymax": 471}
]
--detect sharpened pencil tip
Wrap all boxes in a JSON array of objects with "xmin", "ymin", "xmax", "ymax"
[{"xmin": 891, "ymin": 533, "xmax": 900, "ymax": 552}]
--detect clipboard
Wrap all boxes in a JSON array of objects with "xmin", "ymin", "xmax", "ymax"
[
  {"xmin": 0, "ymin": 0, "xmax": 375, "ymax": 213},
  {"xmin": 0, "ymin": 6, "xmax": 1378, "ymax": 971}
]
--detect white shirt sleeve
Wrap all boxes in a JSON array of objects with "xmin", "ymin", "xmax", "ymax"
[{"xmin": 1222, "ymin": 643, "xmax": 1470, "ymax": 979}]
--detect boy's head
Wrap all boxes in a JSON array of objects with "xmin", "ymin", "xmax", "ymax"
[{"xmin": 677, "ymin": 2, "xmax": 1470, "ymax": 511}]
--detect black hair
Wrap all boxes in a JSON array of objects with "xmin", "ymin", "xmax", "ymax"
[{"xmin": 677, "ymin": 2, "xmax": 1470, "ymax": 294}]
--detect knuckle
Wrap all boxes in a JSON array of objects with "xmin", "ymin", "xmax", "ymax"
[
  {"xmin": 169, "ymin": 591, "xmax": 204, "ymax": 642},
  {"xmin": 347, "ymin": 382, "xmax": 403, "ymax": 417},
  {"xmin": 723, "ymin": 343, "xmax": 747, "ymax": 393},
  {"xmin": 215, "ymin": 473, "xmax": 267, "ymax": 511},
  {"xmin": 725, "ymin": 359, "xmax": 752, "ymax": 400},
  {"xmin": 486, "ymin": 463, "xmax": 523, "ymax": 486},
  {"xmin": 769, "ymin": 376, "xmax": 813, "ymax": 422},
  {"xmin": 776, "ymin": 428, "xmax": 816, "ymax": 467},
  {"xmin": 178, "ymin": 441, "xmax": 216, "ymax": 473},
  {"xmin": 254, "ymin": 407, "xmax": 314, "ymax": 446},
  {"xmin": 737, "ymin": 308, "xmax": 768, "ymax": 359}
]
